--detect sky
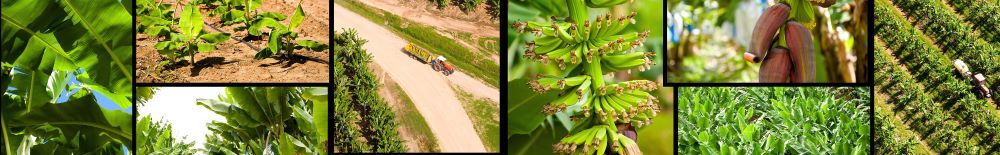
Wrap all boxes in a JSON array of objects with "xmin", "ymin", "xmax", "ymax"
[{"xmin": 138, "ymin": 87, "xmax": 227, "ymax": 154}]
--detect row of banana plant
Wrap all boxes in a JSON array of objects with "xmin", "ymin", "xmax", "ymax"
[
  {"xmin": 2, "ymin": 0, "xmax": 135, "ymax": 153},
  {"xmin": 873, "ymin": 38, "xmax": 984, "ymax": 153},
  {"xmin": 197, "ymin": 87, "xmax": 329, "ymax": 155},
  {"xmin": 941, "ymin": 0, "xmax": 1000, "ymax": 44},
  {"xmin": 876, "ymin": 0, "xmax": 1000, "ymax": 150},
  {"xmin": 889, "ymin": 0, "xmax": 1000, "ymax": 100},
  {"xmin": 333, "ymin": 28, "xmax": 408, "ymax": 153},
  {"xmin": 137, "ymin": 0, "xmax": 328, "ymax": 67},
  {"xmin": 873, "ymin": 102, "xmax": 926, "ymax": 154}
]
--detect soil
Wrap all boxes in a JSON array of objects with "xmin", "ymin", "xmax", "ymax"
[
  {"xmin": 372, "ymin": 63, "xmax": 433, "ymax": 152},
  {"xmin": 136, "ymin": 0, "xmax": 329, "ymax": 83},
  {"xmin": 357, "ymin": 0, "xmax": 501, "ymax": 64},
  {"xmin": 357, "ymin": 0, "xmax": 498, "ymax": 38},
  {"xmin": 335, "ymin": 2, "xmax": 490, "ymax": 152}
]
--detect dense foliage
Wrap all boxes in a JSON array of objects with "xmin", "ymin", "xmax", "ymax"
[
  {"xmin": 874, "ymin": 0, "xmax": 1000, "ymax": 152},
  {"xmin": 197, "ymin": 87, "xmax": 328, "ymax": 155},
  {"xmin": 887, "ymin": 0, "xmax": 1000, "ymax": 100},
  {"xmin": 2, "ymin": 0, "xmax": 134, "ymax": 153},
  {"xmin": 137, "ymin": 0, "xmax": 327, "ymax": 67},
  {"xmin": 333, "ymin": 28, "xmax": 408, "ymax": 153},
  {"xmin": 678, "ymin": 87, "xmax": 870, "ymax": 154}
]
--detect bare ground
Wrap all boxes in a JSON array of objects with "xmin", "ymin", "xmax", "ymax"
[{"xmin": 136, "ymin": 0, "xmax": 329, "ymax": 83}]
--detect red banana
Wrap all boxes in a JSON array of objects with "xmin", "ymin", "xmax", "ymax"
[
  {"xmin": 744, "ymin": 3, "xmax": 790, "ymax": 63},
  {"xmin": 759, "ymin": 47, "xmax": 791, "ymax": 83},
  {"xmin": 785, "ymin": 21, "xmax": 815, "ymax": 83}
]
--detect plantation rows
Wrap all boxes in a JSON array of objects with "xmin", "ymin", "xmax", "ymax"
[
  {"xmin": 942, "ymin": 0, "xmax": 1000, "ymax": 44},
  {"xmin": 679, "ymin": 87, "xmax": 869, "ymax": 154},
  {"xmin": 875, "ymin": 0, "xmax": 1000, "ymax": 153},
  {"xmin": 874, "ymin": 38, "xmax": 987, "ymax": 154},
  {"xmin": 333, "ymin": 28, "xmax": 408, "ymax": 153},
  {"xmin": 137, "ymin": 0, "xmax": 327, "ymax": 67},
  {"xmin": 888, "ymin": 0, "xmax": 1000, "ymax": 102}
]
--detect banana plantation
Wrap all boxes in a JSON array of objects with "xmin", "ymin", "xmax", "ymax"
[{"xmin": 137, "ymin": 87, "xmax": 328, "ymax": 155}]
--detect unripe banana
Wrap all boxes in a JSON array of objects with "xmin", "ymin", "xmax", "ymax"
[
  {"xmin": 744, "ymin": 3, "xmax": 790, "ymax": 63},
  {"xmin": 785, "ymin": 21, "xmax": 816, "ymax": 82},
  {"xmin": 759, "ymin": 47, "xmax": 792, "ymax": 83}
]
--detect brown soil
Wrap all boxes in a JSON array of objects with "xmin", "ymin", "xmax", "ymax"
[{"xmin": 136, "ymin": 0, "xmax": 329, "ymax": 83}]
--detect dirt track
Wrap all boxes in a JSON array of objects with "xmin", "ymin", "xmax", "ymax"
[{"xmin": 334, "ymin": 2, "xmax": 489, "ymax": 152}]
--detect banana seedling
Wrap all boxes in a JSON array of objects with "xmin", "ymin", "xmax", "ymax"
[
  {"xmin": 208, "ymin": 0, "xmax": 290, "ymax": 38},
  {"xmin": 137, "ymin": 0, "xmax": 176, "ymax": 38},
  {"xmin": 154, "ymin": 4, "xmax": 231, "ymax": 66},
  {"xmin": 253, "ymin": 3, "xmax": 328, "ymax": 60}
]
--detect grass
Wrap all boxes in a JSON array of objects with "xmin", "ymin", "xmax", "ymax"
[
  {"xmin": 477, "ymin": 37, "xmax": 500, "ymax": 56},
  {"xmin": 451, "ymin": 85, "xmax": 499, "ymax": 152},
  {"xmin": 335, "ymin": 0, "xmax": 499, "ymax": 88},
  {"xmin": 386, "ymin": 78, "xmax": 441, "ymax": 152}
]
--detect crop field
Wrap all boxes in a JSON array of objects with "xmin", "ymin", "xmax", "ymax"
[
  {"xmin": 679, "ymin": 87, "xmax": 870, "ymax": 154},
  {"xmin": 2, "ymin": 0, "xmax": 134, "ymax": 153},
  {"xmin": 333, "ymin": 28, "xmax": 407, "ymax": 153},
  {"xmin": 874, "ymin": 0, "xmax": 1000, "ymax": 153},
  {"xmin": 135, "ymin": 0, "xmax": 330, "ymax": 83}
]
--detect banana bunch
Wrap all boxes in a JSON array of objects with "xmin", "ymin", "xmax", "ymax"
[
  {"xmin": 512, "ymin": 13, "xmax": 653, "ymax": 72},
  {"xmin": 514, "ymin": 0, "xmax": 632, "ymax": 16},
  {"xmin": 553, "ymin": 125, "xmax": 641, "ymax": 155},
  {"xmin": 514, "ymin": 0, "xmax": 657, "ymax": 154}
]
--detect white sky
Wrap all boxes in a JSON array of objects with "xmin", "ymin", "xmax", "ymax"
[{"xmin": 138, "ymin": 87, "xmax": 227, "ymax": 154}]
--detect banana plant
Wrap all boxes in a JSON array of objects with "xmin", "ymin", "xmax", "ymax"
[
  {"xmin": 137, "ymin": 0, "xmax": 176, "ymax": 38},
  {"xmin": 197, "ymin": 87, "xmax": 328, "ymax": 155},
  {"xmin": 208, "ymin": 0, "xmax": 288, "ymax": 38},
  {"xmin": 3, "ymin": 0, "xmax": 135, "ymax": 152},
  {"xmin": 253, "ymin": 2, "xmax": 328, "ymax": 60},
  {"xmin": 154, "ymin": 4, "xmax": 231, "ymax": 66},
  {"xmin": 137, "ymin": 115, "xmax": 197, "ymax": 155}
]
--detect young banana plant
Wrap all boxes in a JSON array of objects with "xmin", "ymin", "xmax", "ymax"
[
  {"xmin": 154, "ymin": 4, "xmax": 231, "ymax": 66},
  {"xmin": 253, "ymin": 2, "xmax": 328, "ymax": 60},
  {"xmin": 137, "ymin": 0, "xmax": 176, "ymax": 38},
  {"xmin": 513, "ymin": 0, "xmax": 656, "ymax": 154}
]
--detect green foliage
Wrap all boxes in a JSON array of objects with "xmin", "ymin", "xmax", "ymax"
[
  {"xmin": 137, "ymin": 115, "xmax": 197, "ymax": 155},
  {"xmin": 333, "ymin": 28, "xmax": 408, "ymax": 153},
  {"xmin": 873, "ymin": 2, "xmax": 1000, "ymax": 150},
  {"xmin": 2, "ymin": 0, "xmax": 134, "ymax": 153},
  {"xmin": 253, "ymin": 3, "xmax": 329, "ymax": 60},
  {"xmin": 153, "ymin": 4, "xmax": 231, "ymax": 66},
  {"xmin": 508, "ymin": 1, "xmax": 658, "ymax": 154},
  {"xmin": 886, "ymin": 0, "xmax": 1000, "ymax": 100},
  {"xmin": 197, "ymin": 87, "xmax": 328, "ymax": 155},
  {"xmin": 678, "ymin": 87, "xmax": 870, "ymax": 154}
]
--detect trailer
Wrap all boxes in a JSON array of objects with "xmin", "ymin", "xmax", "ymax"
[
  {"xmin": 954, "ymin": 59, "xmax": 991, "ymax": 98},
  {"xmin": 404, "ymin": 43, "xmax": 455, "ymax": 75}
]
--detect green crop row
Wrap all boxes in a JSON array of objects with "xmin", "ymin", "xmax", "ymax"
[
  {"xmin": 889, "ymin": 0, "xmax": 1000, "ymax": 100},
  {"xmin": 679, "ymin": 87, "xmax": 869, "ymax": 154},
  {"xmin": 333, "ymin": 28, "xmax": 408, "ymax": 153}
]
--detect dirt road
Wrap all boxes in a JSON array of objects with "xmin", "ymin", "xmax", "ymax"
[
  {"xmin": 356, "ymin": 0, "xmax": 498, "ymax": 38},
  {"xmin": 334, "ymin": 2, "xmax": 487, "ymax": 152}
]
